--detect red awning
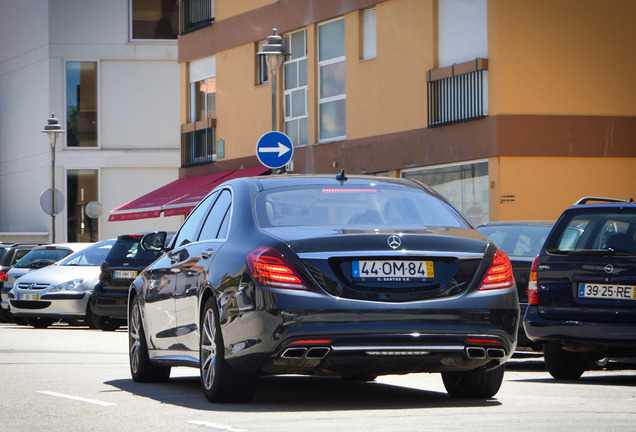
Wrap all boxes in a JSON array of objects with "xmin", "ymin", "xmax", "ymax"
[
  {"xmin": 163, "ymin": 166, "xmax": 271, "ymax": 216},
  {"xmin": 108, "ymin": 167, "xmax": 270, "ymax": 221}
]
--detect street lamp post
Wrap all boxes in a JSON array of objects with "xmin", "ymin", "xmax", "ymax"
[
  {"xmin": 41, "ymin": 113, "xmax": 65, "ymax": 243},
  {"xmin": 257, "ymin": 28, "xmax": 289, "ymax": 132}
]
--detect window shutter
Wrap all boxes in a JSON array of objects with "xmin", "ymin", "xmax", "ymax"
[
  {"xmin": 438, "ymin": 0, "xmax": 487, "ymax": 67},
  {"xmin": 362, "ymin": 7, "xmax": 377, "ymax": 60}
]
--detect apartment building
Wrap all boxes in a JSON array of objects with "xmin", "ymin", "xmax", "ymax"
[
  {"xmin": 0, "ymin": 0, "xmax": 182, "ymax": 242},
  {"xmin": 148, "ymin": 0, "xmax": 634, "ymax": 227}
]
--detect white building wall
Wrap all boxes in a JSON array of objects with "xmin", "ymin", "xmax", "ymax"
[{"xmin": 0, "ymin": 0, "xmax": 183, "ymax": 242}]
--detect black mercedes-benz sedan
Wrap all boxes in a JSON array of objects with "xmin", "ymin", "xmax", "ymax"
[{"xmin": 128, "ymin": 173, "xmax": 519, "ymax": 402}]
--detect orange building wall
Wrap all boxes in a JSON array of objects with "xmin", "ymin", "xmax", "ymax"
[
  {"xmin": 217, "ymin": 0, "xmax": 275, "ymax": 20},
  {"xmin": 489, "ymin": 0, "xmax": 636, "ymax": 116},
  {"xmin": 495, "ymin": 156, "xmax": 636, "ymax": 221},
  {"xmin": 347, "ymin": 0, "xmax": 434, "ymax": 139}
]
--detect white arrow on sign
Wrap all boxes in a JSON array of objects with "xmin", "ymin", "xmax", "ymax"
[{"xmin": 258, "ymin": 142, "xmax": 291, "ymax": 157}]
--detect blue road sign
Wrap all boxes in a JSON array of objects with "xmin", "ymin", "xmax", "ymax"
[{"xmin": 256, "ymin": 131, "xmax": 294, "ymax": 169}]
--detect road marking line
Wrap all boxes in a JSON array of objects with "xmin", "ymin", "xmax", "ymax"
[
  {"xmin": 186, "ymin": 420, "xmax": 247, "ymax": 431},
  {"xmin": 37, "ymin": 391, "xmax": 116, "ymax": 406}
]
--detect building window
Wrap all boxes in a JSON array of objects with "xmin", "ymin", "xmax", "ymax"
[
  {"xmin": 66, "ymin": 61, "xmax": 98, "ymax": 148},
  {"xmin": 180, "ymin": 0, "xmax": 215, "ymax": 34},
  {"xmin": 283, "ymin": 30, "xmax": 308, "ymax": 147},
  {"xmin": 189, "ymin": 56, "xmax": 216, "ymax": 122},
  {"xmin": 437, "ymin": 0, "xmax": 487, "ymax": 67},
  {"xmin": 130, "ymin": 0, "xmax": 179, "ymax": 40},
  {"xmin": 67, "ymin": 169, "xmax": 99, "ymax": 242},
  {"xmin": 402, "ymin": 160, "xmax": 489, "ymax": 226},
  {"xmin": 256, "ymin": 40, "xmax": 268, "ymax": 85},
  {"xmin": 361, "ymin": 7, "xmax": 377, "ymax": 60},
  {"xmin": 318, "ymin": 18, "xmax": 346, "ymax": 142}
]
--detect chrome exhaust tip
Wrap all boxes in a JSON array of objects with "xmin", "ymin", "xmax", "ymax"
[
  {"xmin": 306, "ymin": 347, "xmax": 330, "ymax": 359},
  {"xmin": 281, "ymin": 347, "xmax": 307, "ymax": 359},
  {"xmin": 465, "ymin": 347, "xmax": 487, "ymax": 359},
  {"xmin": 486, "ymin": 348, "xmax": 506, "ymax": 358}
]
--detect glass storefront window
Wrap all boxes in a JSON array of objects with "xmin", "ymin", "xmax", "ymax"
[{"xmin": 403, "ymin": 161, "xmax": 489, "ymax": 227}]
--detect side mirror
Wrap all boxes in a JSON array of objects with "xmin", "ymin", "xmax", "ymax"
[{"xmin": 140, "ymin": 231, "xmax": 168, "ymax": 252}]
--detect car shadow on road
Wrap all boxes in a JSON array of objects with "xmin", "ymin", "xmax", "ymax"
[{"xmin": 105, "ymin": 374, "xmax": 502, "ymax": 412}]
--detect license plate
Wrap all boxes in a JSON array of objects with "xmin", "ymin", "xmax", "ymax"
[
  {"xmin": 578, "ymin": 283, "xmax": 636, "ymax": 300},
  {"xmin": 113, "ymin": 270, "xmax": 137, "ymax": 279},
  {"xmin": 19, "ymin": 292, "xmax": 38, "ymax": 301},
  {"xmin": 352, "ymin": 260, "xmax": 434, "ymax": 281}
]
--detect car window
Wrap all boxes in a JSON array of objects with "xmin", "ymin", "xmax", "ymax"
[
  {"xmin": 198, "ymin": 189, "xmax": 232, "ymax": 241},
  {"xmin": 59, "ymin": 241, "xmax": 114, "ymax": 266},
  {"xmin": 255, "ymin": 184, "xmax": 467, "ymax": 228},
  {"xmin": 173, "ymin": 191, "xmax": 218, "ymax": 248},
  {"xmin": 14, "ymin": 248, "xmax": 73, "ymax": 268},
  {"xmin": 477, "ymin": 225, "xmax": 552, "ymax": 258},
  {"xmin": 106, "ymin": 237, "xmax": 162, "ymax": 266},
  {"xmin": 549, "ymin": 211, "xmax": 636, "ymax": 254},
  {"xmin": 12, "ymin": 249, "xmax": 32, "ymax": 265}
]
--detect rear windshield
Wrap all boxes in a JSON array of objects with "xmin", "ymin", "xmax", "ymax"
[
  {"xmin": 104, "ymin": 237, "xmax": 162, "ymax": 267},
  {"xmin": 546, "ymin": 210, "xmax": 636, "ymax": 255},
  {"xmin": 14, "ymin": 249, "xmax": 73, "ymax": 268},
  {"xmin": 255, "ymin": 184, "xmax": 468, "ymax": 228},
  {"xmin": 478, "ymin": 225, "xmax": 552, "ymax": 258}
]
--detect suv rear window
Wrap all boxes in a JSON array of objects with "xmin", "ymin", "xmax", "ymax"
[
  {"xmin": 546, "ymin": 210, "xmax": 636, "ymax": 255},
  {"xmin": 105, "ymin": 237, "xmax": 162, "ymax": 266}
]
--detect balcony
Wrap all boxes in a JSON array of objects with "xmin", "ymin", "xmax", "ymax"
[
  {"xmin": 180, "ymin": 0, "xmax": 215, "ymax": 35},
  {"xmin": 427, "ymin": 58, "xmax": 488, "ymax": 128},
  {"xmin": 181, "ymin": 119, "xmax": 216, "ymax": 167}
]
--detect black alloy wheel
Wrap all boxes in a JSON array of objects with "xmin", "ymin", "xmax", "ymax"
[
  {"xmin": 200, "ymin": 296, "xmax": 256, "ymax": 403},
  {"xmin": 441, "ymin": 364, "xmax": 506, "ymax": 398},
  {"xmin": 128, "ymin": 295, "xmax": 171, "ymax": 382}
]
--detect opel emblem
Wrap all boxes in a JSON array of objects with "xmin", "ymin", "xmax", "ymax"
[
  {"xmin": 387, "ymin": 235, "xmax": 401, "ymax": 249},
  {"xmin": 604, "ymin": 264, "xmax": 614, "ymax": 274}
]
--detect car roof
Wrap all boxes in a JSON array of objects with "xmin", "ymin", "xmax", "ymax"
[{"xmin": 30, "ymin": 242, "xmax": 93, "ymax": 251}]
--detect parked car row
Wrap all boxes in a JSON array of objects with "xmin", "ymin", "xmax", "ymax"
[{"xmin": 0, "ymin": 234, "xmax": 167, "ymax": 330}]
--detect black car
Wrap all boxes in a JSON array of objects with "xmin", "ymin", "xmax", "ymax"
[
  {"xmin": 0, "ymin": 243, "xmax": 42, "ymax": 322},
  {"xmin": 477, "ymin": 221, "xmax": 553, "ymax": 350},
  {"xmin": 90, "ymin": 234, "xmax": 166, "ymax": 331},
  {"xmin": 129, "ymin": 174, "xmax": 519, "ymax": 402},
  {"xmin": 524, "ymin": 197, "xmax": 636, "ymax": 379}
]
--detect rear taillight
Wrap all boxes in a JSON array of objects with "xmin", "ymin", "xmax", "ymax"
[
  {"xmin": 527, "ymin": 255, "xmax": 539, "ymax": 305},
  {"xmin": 246, "ymin": 246, "xmax": 309, "ymax": 290},
  {"xmin": 0, "ymin": 270, "xmax": 6, "ymax": 281},
  {"xmin": 478, "ymin": 249, "xmax": 514, "ymax": 290}
]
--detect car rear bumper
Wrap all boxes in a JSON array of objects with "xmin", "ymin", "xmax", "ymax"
[
  {"xmin": 90, "ymin": 290, "xmax": 127, "ymax": 318},
  {"xmin": 523, "ymin": 306, "xmax": 636, "ymax": 353}
]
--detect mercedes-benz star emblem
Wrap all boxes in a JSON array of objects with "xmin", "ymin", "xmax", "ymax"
[
  {"xmin": 604, "ymin": 264, "xmax": 614, "ymax": 274},
  {"xmin": 387, "ymin": 235, "xmax": 401, "ymax": 249}
]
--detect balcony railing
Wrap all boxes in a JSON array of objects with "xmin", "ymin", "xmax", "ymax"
[
  {"xmin": 181, "ymin": 121, "xmax": 216, "ymax": 167},
  {"xmin": 180, "ymin": 0, "xmax": 214, "ymax": 35},
  {"xmin": 427, "ymin": 58, "xmax": 488, "ymax": 128}
]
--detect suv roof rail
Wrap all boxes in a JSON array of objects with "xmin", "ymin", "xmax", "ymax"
[{"xmin": 574, "ymin": 197, "xmax": 631, "ymax": 205}]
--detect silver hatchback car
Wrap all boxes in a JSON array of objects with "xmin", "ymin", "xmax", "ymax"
[{"xmin": 8, "ymin": 240, "xmax": 114, "ymax": 328}]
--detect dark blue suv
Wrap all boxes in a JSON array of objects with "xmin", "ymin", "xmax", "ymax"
[{"xmin": 523, "ymin": 197, "xmax": 636, "ymax": 379}]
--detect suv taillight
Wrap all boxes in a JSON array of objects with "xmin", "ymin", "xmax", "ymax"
[
  {"xmin": 246, "ymin": 246, "xmax": 309, "ymax": 290},
  {"xmin": 478, "ymin": 249, "xmax": 514, "ymax": 290},
  {"xmin": 0, "ymin": 270, "xmax": 6, "ymax": 281},
  {"xmin": 527, "ymin": 255, "xmax": 539, "ymax": 305}
]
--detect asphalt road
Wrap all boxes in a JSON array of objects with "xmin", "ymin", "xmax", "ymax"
[{"xmin": 1, "ymin": 322, "xmax": 635, "ymax": 431}]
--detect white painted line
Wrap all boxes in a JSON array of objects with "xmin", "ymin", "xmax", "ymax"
[
  {"xmin": 37, "ymin": 391, "xmax": 116, "ymax": 406},
  {"xmin": 186, "ymin": 420, "xmax": 247, "ymax": 431}
]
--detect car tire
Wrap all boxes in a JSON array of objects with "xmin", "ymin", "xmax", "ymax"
[
  {"xmin": 92, "ymin": 313, "xmax": 120, "ymax": 331},
  {"xmin": 543, "ymin": 342, "xmax": 586, "ymax": 380},
  {"xmin": 441, "ymin": 364, "xmax": 505, "ymax": 398},
  {"xmin": 200, "ymin": 296, "xmax": 256, "ymax": 403},
  {"xmin": 129, "ymin": 295, "xmax": 171, "ymax": 382}
]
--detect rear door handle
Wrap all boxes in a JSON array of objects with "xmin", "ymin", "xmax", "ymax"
[{"xmin": 202, "ymin": 248, "xmax": 214, "ymax": 259}]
